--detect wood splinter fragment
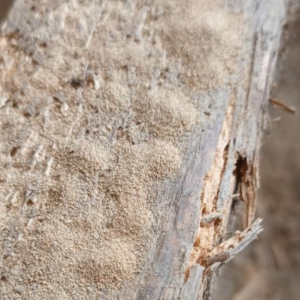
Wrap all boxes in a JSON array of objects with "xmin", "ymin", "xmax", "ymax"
[
  {"xmin": 202, "ymin": 251, "xmax": 229, "ymax": 266},
  {"xmin": 201, "ymin": 218, "xmax": 263, "ymax": 269},
  {"xmin": 269, "ymin": 98, "xmax": 296, "ymax": 114},
  {"xmin": 200, "ymin": 212, "xmax": 223, "ymax": 225}
]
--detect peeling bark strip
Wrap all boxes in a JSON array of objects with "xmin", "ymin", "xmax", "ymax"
[{"xmin": 0, "ymin": 0, "xmax": 285, "ymax": 299}]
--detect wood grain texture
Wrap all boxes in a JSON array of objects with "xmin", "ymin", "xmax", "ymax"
[{"xmin": 0, "ymin": 0, "xmax": 285, "ymax": 299}]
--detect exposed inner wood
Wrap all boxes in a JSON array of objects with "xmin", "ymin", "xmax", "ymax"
[
  {"xmin": 0, "ymin": 0, "xmax": 285, "ymax": 299},
  {"xmin": 185, "ymin": 97, "xmax": 235, "ymax": 280}
]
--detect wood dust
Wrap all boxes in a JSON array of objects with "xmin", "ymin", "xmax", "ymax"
[{"xmin": 0, "ymin": 0, "xmax": 241, "ymax": 299}]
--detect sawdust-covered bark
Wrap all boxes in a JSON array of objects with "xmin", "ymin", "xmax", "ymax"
[{"xmin": 0, "ymin": 0, "xmax": 285, "ymax": 299}]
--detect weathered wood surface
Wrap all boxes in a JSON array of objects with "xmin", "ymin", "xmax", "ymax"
[{"xmin": 0, "ymin": 0, "xmax": 285, "ymax": 299}]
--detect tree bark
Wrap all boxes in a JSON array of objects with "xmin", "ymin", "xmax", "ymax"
[{"xmin": 0, "ymin": 0, "xmax": 285, "ymax": 299}]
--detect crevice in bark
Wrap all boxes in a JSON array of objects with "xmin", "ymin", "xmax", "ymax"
[{"xmin": 232, "ymin": 152, "xmax": 257, "ymax": 229}]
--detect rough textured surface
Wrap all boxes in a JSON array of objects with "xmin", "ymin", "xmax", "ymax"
[
  {"xmin": 0, "ymin": 0, "xmax": 284, "ymax": 299},
  {"xmin": 212, "ymin": 3, "xmax": 300, "ymax": 299}
]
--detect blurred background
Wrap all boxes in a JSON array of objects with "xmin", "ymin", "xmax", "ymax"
[
  {"xmin": 0, "ymin": 0, "xmax": 14, "ymax": 25},
  {"xmin": 212, "ymin": 2, "xmax": 300, "ymax": 300}
]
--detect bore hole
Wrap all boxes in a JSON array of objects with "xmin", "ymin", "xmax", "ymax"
[
  {"xmin": 10, "ymin": 147, "xmax": 19, "ymax": 157},
  {"xmin": 23, "ymin": 112, "xmax": 31, "ymax": 118},
  {"xmin": 70, "ymin": 78, "xmax": 83, "ymax": 89},
  {"xmin": 26, "ymin": 199, "xmax": 34, "ymax": 206}
]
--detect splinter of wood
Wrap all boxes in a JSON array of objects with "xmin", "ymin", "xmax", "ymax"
[
  {"xmin": 269, "ymin": 98, "xmax": 296, "ymax": 114},
  {"xmin": 200, "ymin": 212, "xmax": 223, "ymax": 225}
]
